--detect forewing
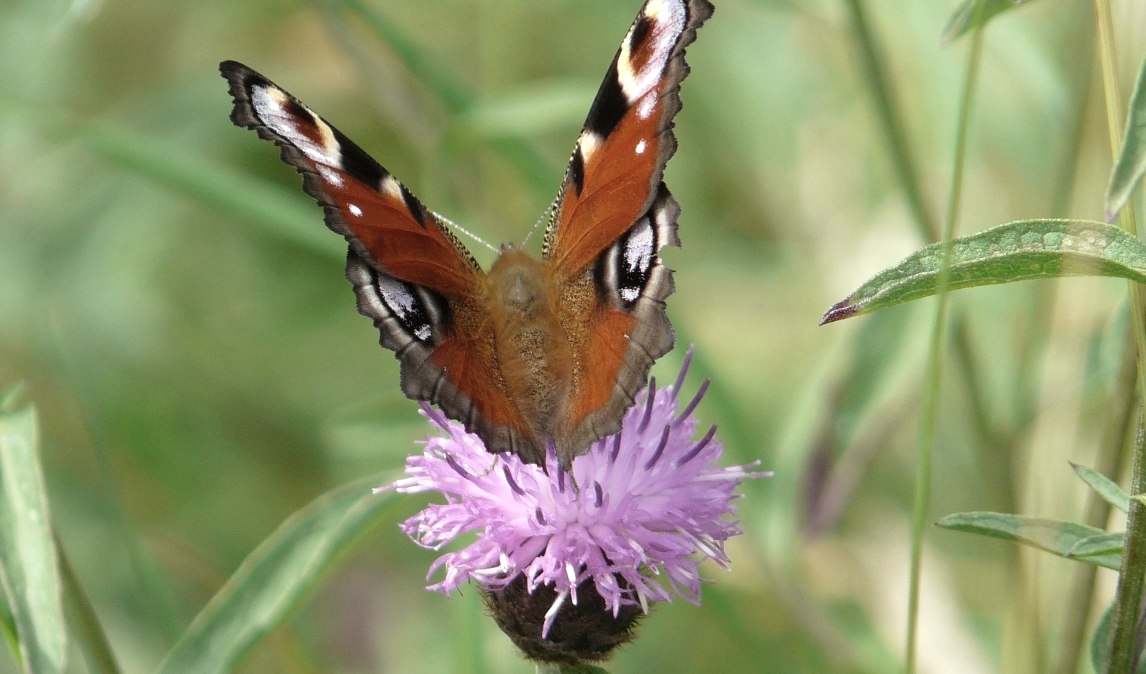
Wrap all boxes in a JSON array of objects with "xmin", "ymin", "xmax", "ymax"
[
  {"xmin": 221, "ymin": 61, "xmax": 532, "ymax": 452},
  {"xmin": 541, "ymin": 0, "xmax": 711, "ymax": 460}
]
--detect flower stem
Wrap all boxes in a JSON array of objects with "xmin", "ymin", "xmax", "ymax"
[
  {"xmin": 1093, "ymin": 0, "xmax": 1146, "ymax": 670},
  {"xmin": 904, "ymin": 3, "xmax": 986, "ymax": 671}
]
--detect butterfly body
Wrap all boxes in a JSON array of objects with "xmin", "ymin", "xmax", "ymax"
[
  {"xmin": 223, "ymin": 0, "xmax": 712, "ymax": 466},
  {"xmin": 484, "ymin": 247, "xmax": 574, "ymax": 449}
]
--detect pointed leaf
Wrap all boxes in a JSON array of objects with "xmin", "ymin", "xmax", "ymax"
[
  {"xmin": 935, "ymin": 511, "xmax": 1121, "ymax": 570},
  {"xmin": 0, "ymin": 387, "xmax": 67, "ymax": 674},
  {"xmin": 821, "ymin": 220, "xmax": 1146, "ymax": 324},
  {"xmin": 156, "ymin": 475, "xmax": 399, "ymax": 674},
  {"xmin": 941, "ymin": 0, "xmax": 1046, "ymax": 43},
  {"xmin": 1071, "ymin": 461, "xmax": 1130, "ymax": 513},
  {"xmin": 1107, "ymin": 54, "xmax": 1146, "ymax": 219}
]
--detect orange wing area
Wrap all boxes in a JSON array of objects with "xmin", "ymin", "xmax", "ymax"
[
  {"xmin": 324, "ymin": 168, "xmax": 537, "ymax": 449},
  {"xmin": 429, "ymin": 335, "xmax": 532, "ymax": 435},
  {"xmin": 545, "ymin": 0, "xmax": 712, "ymax": 277},
  {"xmin": 223, "ymin": 60, "xmax": 537, "ymax": 457},
  {"xmin": 322, "ymin": 171, "xmax": 478, "ymax": 298},
  {"xmin": 566, "ymin": 310, "xmax": 637, "ymax": 429},
  {"xmin": 546, "ymin": 102, "xmax": 664, "ymax": 277}
]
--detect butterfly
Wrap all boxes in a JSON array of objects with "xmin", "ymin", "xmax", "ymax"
[{"xmin": 221, "ymin": 0, "xmax": 712, "ymax": 467}]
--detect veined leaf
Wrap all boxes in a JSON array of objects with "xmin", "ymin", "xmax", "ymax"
[
  {"xmin": 0, "ymin": 387, "xmax": 67, "ymax": 674},
  {"xmin": 1071, "ymin": 462, "xmax": 1130, "ymax": 513},
  {"xmin": 821, "ymin": 220, "xmax": 1146, "ymax": 324},
  {"xmin": 1069, "ymin": 533, "xmax": 1124, "ymax": 560},
  {"xmin": 935, "ymin": 511, "xmax": 1121, "ymax": 570},
  {"xmin": 1106, "ymin": 54, "xmax": 1146, "ymax": 219},
  {"xmin": 156, "ymin": 475, "xmax": 399, "ymax": 674}
]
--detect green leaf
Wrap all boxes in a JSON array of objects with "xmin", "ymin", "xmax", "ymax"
[
  {"xmin": 0, "ymin": 387, "xmax": 67, "ymax": 674},
  {"xmin": 57, "ymin": 542, "xmax": 119, "ymax": 674},
  {"xmin": 156, "ymin": 475, "xmax": 400, "ymax": 674},
  {"xmin": 1091, "ymin": 601, "xmax": 1114, "ymax": 674},
  {"xmin": 941, "ymin": 0, "xmax": 1045, "ymax": 43},
  {"xmin": 1071, "ymin": 461, "xmax": 1131, "ymax": 513},
  {"xmin": 820, "ymin": 220, "xmax": 1146, "ymax": 324},
  {"xmin": 1089, "ymin": 600, "xmax": 1146, "ymax": 674},
  {"xmin": 935, "ymin": 511, "xmax": 1121, "ymax": 570},
  {"xmin": 1068, "ymin": 532, "xmax": 1124, "ymax": 560},
  {"xmin": 1106, "ymin": 54, "xmax": 1146, "ymax": 219}
]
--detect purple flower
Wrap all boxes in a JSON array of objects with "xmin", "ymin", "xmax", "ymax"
[{"xmin": 379, "ymin": 350, "xmax": 769, "ymax": 652}]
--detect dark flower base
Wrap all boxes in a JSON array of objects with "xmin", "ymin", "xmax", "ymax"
[{"xmin": 484, "ymin": 576, "xmax": 645, "ymax": 665}]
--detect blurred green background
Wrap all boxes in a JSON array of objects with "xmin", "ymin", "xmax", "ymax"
[{"xmin": 3, "ymin": 0, "xmax": 1146, "ymax": 672}]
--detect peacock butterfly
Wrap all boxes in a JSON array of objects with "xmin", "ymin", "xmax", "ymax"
[{"xmin": 221, "ymin": 0, "xmax": 712, "ymax": 466}]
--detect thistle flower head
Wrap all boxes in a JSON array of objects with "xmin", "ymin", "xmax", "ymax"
[{"xmin": 380, "ymin": 350, "xmax": 769, "ymax": 662}]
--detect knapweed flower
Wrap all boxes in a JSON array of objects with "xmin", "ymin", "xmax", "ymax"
[{"xmin": 380, "ymin": 351, "xmax": 769, "ymax": 663}]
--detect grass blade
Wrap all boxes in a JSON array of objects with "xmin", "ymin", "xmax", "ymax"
[
  {"xmin": 80, "ymin": 123, "xmax": 342, "ymax": 257},
  {"xmin": 936, "ymin": 512, "xmax": 1120, "ymax": 570},
  {"xmin": 0, "ymin": 387, "xmax": 67, "ymax": 674},
  {"xmin": 821, "ymin": 219, "xmax": 1146, "ymax": 324},
  {"xmin": 941, "ymin": 0, "xmax": 1045, "ymax": 43},
  {"xmin": 156, "ymin": 475, "xmax": 399, "ymax": 674},
  {"xmin": 1106, "ymin": 54, "xmax": 1146, "ymax": 220}
]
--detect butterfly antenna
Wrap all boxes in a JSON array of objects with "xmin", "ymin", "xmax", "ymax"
[
  {"xmin": 521, "ymin": 194, "xmax": 559, "ymax": 248},
  {"xmin": 434, "ymin": 211, "xmax": 498, "ymax": 254}
]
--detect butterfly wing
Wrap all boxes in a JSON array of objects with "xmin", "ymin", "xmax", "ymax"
[
  {"xmin": 543, "ymin": 0, "xmax": 712, "ymax": 460},
  {"xmin": 221, "ymin": 61, "xmax": 535, "ymax": 454}
]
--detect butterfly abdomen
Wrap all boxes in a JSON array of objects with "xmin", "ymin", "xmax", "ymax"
[{"xmin": 486, "ymin": 248, "xmax": 574, "ymax": 460}]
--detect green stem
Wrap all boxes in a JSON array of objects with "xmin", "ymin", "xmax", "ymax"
[
  {"xmin": 843, "ymin": 0, "xmax": 998, "ymax": 457},
  {"xmin": 905, "ymin": 4, "xmax": 986, "ymax": 671},
  {"xmin": 1110, "ymin": 415, "xmax": 1146, "ymax": 674},
  {"xmin": 1094, "ymin": 0, "xmax": 1146, "ymax": 670},
  {"xmin": 1054, "ymin": 337, "xmax": 1138, "ymax": 674}
]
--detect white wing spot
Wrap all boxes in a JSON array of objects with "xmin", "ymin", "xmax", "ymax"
[
  {"xmin": 616, "ymin": 0, "xmax": 686, "ymax": 104},
  {"xmin": 637, "ymin": 96, "xmax": 657, "ymax": 121},
  {"xmin": 318, "ymin": 165, "xmax": 344, "ymax": 188},
  {"xmin": 378, "ymin": 277, "xmax": 417, "ymax": 321},
  {"xmin": 624, "ymin": 223, "xmax": 655, "ymax": 274},
  {"xmin": 250, "ymin": 85, "xmax": 340, "ymax": 166},
  {"xmin": 377, "ymin": 276, "xmax": 434, "ymax": 343},
  {"xmin": 635, "ymin": 139, "xmax": 647, "ymax": 155},
  {"xmin": 380, "ymin": 175, "xmax": 404, "ymax": 201},
  {"xmin": 579, "ymin": 131, "xmax": 603, "ymax": 163},
  {"xmin": 348, "ymin": 204, "xmax": 363, "ymax": 218}
]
